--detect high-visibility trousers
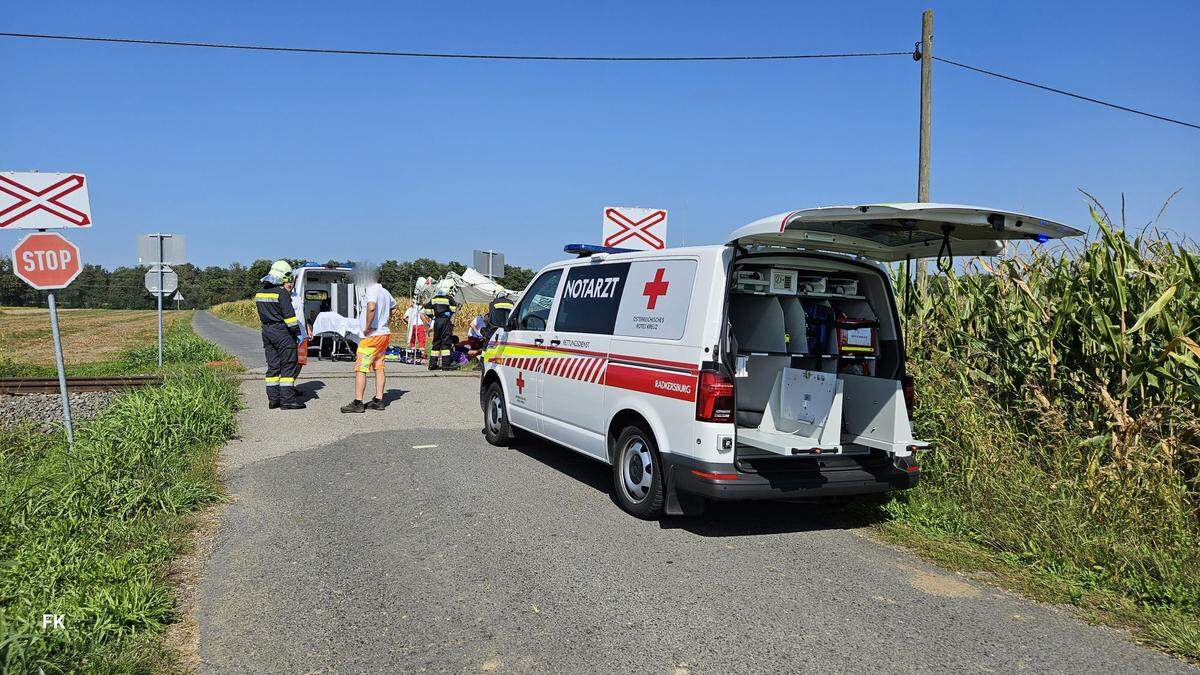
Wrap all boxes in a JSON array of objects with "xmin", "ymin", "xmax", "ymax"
[
  {"xmin": 262, "ymin": 324, "xmax": 299, "ymax": 404},
  {"xmin": 431, "ymin": 315, "xmax": 454, "ymax": 363}
]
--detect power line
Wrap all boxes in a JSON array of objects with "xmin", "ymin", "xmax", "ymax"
[
  {"xmin": 934, "ymin": 56, "xmax": 1200, "ymax": 131},
  {"xmin": 1, "ymin": 31, "xmax": 1193, "ymax": 130},
  {"xmin": 0, "ymin": 32, "xmax": 909, "ymax": 62}
]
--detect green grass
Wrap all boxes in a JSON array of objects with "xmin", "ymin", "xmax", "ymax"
[
  {"xmin": 0, "ymin": 321, "xmax": 240, "ymax": 672},
  {"xmin": 879, "ymin": 205, "xmax": 1200, "ymax": 659}
]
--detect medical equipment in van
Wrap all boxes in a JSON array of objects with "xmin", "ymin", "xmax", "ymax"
[
  {"xmin": 733, "ymin": 269, "xmax": 769, "ymax": 293},
  {"xmin": 796, "ymin": 275, "xmax": 827, "ymax": 294},
  {"xmin": 826, "ymin": 277, "xmax": 859, "ymax": 296},
  {"xmin": 768, "ymin": 268, "xmax": 798, "ymax": 295}
]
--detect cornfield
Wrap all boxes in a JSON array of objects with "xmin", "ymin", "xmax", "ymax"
[
  {"xmin": 889, "ymin": 203, "xmax": 1200, "ymax": 655},
  {"xmin": 210, "ymin": 298, "xmax": 490, "ymax": 343}
]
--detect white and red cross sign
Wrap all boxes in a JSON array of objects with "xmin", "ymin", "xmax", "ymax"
[
  {"xmin": 603, "ymin": 206, "xmax": 667, "ymax": 251},
  {"xmin": 0, "ymin": 172, "xmax": 92, "ymax": 229},
  {"xmin": 642, "ymin": 267, "xmax": 670, "ymax": 309}
]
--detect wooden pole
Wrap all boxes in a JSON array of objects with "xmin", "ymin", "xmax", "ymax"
[
  {"xmin": 918, "ymin": 9, "xmax": 933, "ymax": 203},
  {"xmin": 916, "ymin": 9, "xmax": 934, "ymax": 286}
]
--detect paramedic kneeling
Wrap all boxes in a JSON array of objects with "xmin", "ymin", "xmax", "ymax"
[{"xmin": 341, "ymin": 265, "xmax": 397, "ymax": 413}]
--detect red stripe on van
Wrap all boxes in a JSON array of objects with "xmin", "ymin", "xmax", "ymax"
[{"xmin": 605, "ymin": 363, "xmax": 697, "ymax": 402}]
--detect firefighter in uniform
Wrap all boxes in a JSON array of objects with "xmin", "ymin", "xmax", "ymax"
[
  {"xmin": 423, "ymin": 281, "xmax": 460, "ymax": 370},
  {"xmin": 256, "ymin": 260, "xmax": 305, "ymax": 409},
  {"xmin": 483, "ymin": 292, "xmax": 515, "ymax": 344}
]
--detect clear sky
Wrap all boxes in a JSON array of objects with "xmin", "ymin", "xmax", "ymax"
[{"xmin": 2, "ymin": 1, "xmax": 1197, "ymax": 270}]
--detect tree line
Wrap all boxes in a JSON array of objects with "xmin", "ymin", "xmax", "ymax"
[{"xmin": 0, "ymin": 257, "xmax": 535, "ymax": 310}]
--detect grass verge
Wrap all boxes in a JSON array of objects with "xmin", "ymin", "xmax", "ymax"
[{"xmin": 0, "ymin": 320, "xmax": 240, "ymax": 672}]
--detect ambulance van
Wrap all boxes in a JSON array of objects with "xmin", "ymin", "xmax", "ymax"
[{"xmin": 480, "ymin": 204, "xmax": 1081, "ymax": 518}]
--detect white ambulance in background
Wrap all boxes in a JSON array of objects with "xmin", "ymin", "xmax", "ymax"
[{"xmin": 480, "ymin": 204, "xmax": 1082, "ymax": 518}]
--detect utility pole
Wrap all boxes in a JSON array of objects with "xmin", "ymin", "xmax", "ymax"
[
  {"xmin": 918, "ymin": 9, "xmax": 933, "ymax": 203},
  {"xmin": 916, "ymin": 9, "xmax": 934, "ymax": 286}
]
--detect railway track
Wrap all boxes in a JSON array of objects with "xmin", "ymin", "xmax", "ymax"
[{"xmin": 0, "ymin": 375, "xmax": 163, "ymax": 395}]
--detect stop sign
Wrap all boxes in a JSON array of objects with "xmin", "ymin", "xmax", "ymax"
[{"xmin": 11, "ymin": 232, "xmax": 82, "ymax": 290}]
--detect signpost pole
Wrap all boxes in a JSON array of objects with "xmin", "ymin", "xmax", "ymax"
[
  {"xmin": 47, "ymin": 288, "xmax": 74, "ymax": 445},
  {"xmin": 156, "ymin": 234, "xmax": 164, "ymax": 368}
]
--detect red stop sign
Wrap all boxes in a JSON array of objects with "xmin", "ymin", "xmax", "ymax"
[{"xmin": 11, "ymin": 232, "xmax": 82, "ymax": 290}]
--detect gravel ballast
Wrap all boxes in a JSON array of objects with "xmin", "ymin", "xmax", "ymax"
[{"xmin": 0, "ymin": 391, "xmax": 120, "ymax": 433}]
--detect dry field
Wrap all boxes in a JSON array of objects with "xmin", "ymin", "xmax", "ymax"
[{"xmin": 0, "ymin": 308, "xmax": 185, "ymax": 366}]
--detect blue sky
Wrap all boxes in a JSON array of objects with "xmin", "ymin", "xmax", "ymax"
[{"xmin": 2, "ymin": 1, "xmax": 1197, "ymax": 270}]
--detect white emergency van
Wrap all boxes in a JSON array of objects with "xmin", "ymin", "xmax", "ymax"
[{"xmin": 480, "ymin": 204, "xmax": 1082, "ymax": 518}]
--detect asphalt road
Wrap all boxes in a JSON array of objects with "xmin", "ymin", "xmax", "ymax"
[{"xmin": 193, "ymin": 312, "xmax": 1191, "ymax": 673}]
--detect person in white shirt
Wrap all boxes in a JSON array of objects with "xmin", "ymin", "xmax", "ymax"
[
  {"xmin": 403, "ymin": 301, "xmax": 427, "ymax": 350},
  {"xmin": 341, "ymin": 264, "xmax": 396, "ymax": 413}
]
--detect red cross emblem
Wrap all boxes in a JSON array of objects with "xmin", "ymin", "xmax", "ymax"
[
  {"xmin": 642, "ymin": 268, "xmax": 670, "ymax": 309},
  {"xmin": 0, "ymin": 174, "xmax": 91, "ymax": 227},
  {"xmin": 515, "ymin": 371, "xmax": 526, "ymax": 395},
  {"xmin": 604, "ymin": 208, "xmax": 666, "ymax": 249}
]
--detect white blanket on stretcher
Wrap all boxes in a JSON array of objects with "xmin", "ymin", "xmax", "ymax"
[{"xmin": 312, "ymin": 312, "xmax": 361, "ymax": 342}]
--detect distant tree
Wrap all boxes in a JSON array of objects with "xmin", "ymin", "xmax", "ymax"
[{"xmin": 497, "ymin": 265, "xmax": 534, "ymax": 292}]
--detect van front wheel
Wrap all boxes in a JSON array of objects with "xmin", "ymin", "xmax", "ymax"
[
  {"xmin": 483, "ymin": 381, "xmax": 516, "ymax": 446},
  {"xmin": 611, "ymin": 425, "xmax": 665, "ymax": 519}
]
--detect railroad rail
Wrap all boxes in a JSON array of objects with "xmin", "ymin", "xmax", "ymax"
[{"xmin": 0, "ymin": 375, "xmax": 164, "ymax": 395}]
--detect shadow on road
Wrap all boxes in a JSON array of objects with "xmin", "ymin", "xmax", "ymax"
[
  {"xmin": 663, "ymin": 498, "xmax": 889, "ymax": 537},
  {"xmin": 381, "ymin": 388, "xmax": 410, "ymax": 405},
  {"xmin": 506, "ymin": 435, "xmax": 890, "ymax": 536},
  {"xmin": 509, "ymin": 435, "xmax": 611, "ymax": 494},
  {"xmin": 295, "ymin": 380, "xmax": 325, "ymax": 402}
]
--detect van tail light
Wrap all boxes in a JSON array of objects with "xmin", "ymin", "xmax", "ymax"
[
  {"xmin": 696, "ymin": 369, "xmax": 735, "ymax": 423},
  {"xmin": 901, "ymin": 374, "xmax": 917, "ymax": 413}
]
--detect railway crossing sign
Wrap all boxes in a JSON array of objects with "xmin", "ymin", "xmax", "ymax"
[
  {"xmin": 11, "ymin": 232, "xmax": 83, "ymax": 290},
  {"xmin": 603, "ymin": 206, "xmax": 668, "ymax": 251},
  {"xmin": 0, "ymin": 172, "xmax": 92, "ymax": 229}
]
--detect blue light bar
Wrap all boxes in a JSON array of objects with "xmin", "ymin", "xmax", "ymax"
[{"xmin": 564, "ymin": 243, "xmax": 636, "ymax": 256}]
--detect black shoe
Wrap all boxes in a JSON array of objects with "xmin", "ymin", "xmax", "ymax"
[
  {"xmin": 365, "ymin": 398, "xmax": 386, "ymax": 411},
  {"xmin": 428, "ymin": 361, "xmax": 440, "ymax": 370},
  {"xmin": 280, "ymin": 401, "xmax": 306, "ymax": 410},
  {"xmin": 341, "ymin": 400, "xmax": 366, "ymax": 413},
  {"xmin": 268, "ymin": 400, "xmax": 280, "ymax": 409}
]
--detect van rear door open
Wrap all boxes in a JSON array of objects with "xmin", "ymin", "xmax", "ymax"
[{"xmin": 727, "ymin": 203, "xmax": 1084, "ymax": 261}]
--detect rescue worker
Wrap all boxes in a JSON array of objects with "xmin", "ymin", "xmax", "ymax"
[
  {"xmin": 256, "ymin": 260, "xmax": 305, "ymax": 410},
  {"xmin": 484, "ymin": 292, "xmax": 515, "ymax": 344},
  {"xmin": 423, "ymin": 280, "xmax": 460, "ymax": 370}
]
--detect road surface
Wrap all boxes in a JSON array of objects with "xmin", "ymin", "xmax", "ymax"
[{"xmin": 194, "ymin": 313, "xmax": 1191, "ymax": 673}]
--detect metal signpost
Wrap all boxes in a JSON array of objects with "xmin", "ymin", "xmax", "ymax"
[
  {"xmin": 138, "ymin": 234, "xmax": 185, "ymax": 367},
  {"xmin": 9, "ymin": 232, "xmax": 86, "ymax": 444},
  {"xmin": 1, "ymin": 171, "xmax": 92, "ymax": 445},
  {"xmin": 173, "ymin": 290, "xmax": 184, "ymax": 310},
  {"xmin": 603, "ymin": 206, "xmax": 669, "ymax": 251},
  {"xmin": 473, "ymin": 249, "xmax": 505, "ymax": 279}
]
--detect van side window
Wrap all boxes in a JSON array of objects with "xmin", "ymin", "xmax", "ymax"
[
  {"xmin": 554, "ymin": 262, "xmax": 630, "ymax": 335},
  {"xmin": 512, "ymin": 269, "xmax": 563, "ymax": 331}
]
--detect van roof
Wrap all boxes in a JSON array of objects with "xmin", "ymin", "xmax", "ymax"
[{"xmin": 546, "ymin": 244, "xmax": 726, "ymax": 268}]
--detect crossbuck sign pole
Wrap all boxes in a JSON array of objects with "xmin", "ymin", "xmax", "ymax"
[{"xmin": 46, "ymin": 281, "xmax": 74, "ymax": 444}]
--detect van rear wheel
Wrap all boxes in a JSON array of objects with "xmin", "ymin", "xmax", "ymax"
[
  {"xmin": 483, "ymin": 381, "xmax": 517, "ymax": 446},
  {"xmin": 611, "ymin": 425, "xmax": 665, "ymax": 519}
]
